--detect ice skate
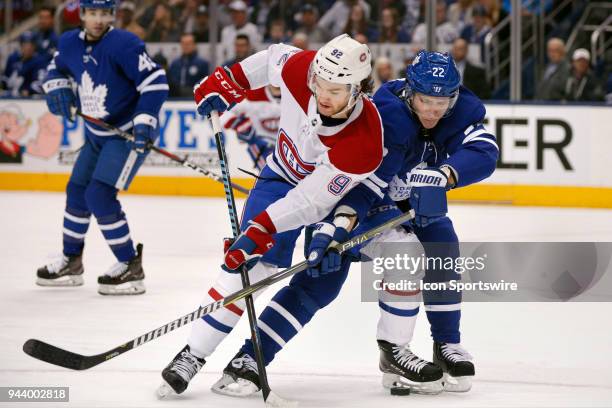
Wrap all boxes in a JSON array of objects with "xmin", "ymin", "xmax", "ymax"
[
  {"xmin": 378, "ymin": 339, "xmax": 443, "ymax": 395},
  {"xmin": 36, "ymin": 253, "xmax": 84, "ymax": 286},
  {"xmin": 211, "ymin": 351, "xmax": 261, "ymax": 397},
  {"xmin": 157, "ymin": 345, "xmax": 205, "ymax": 398},
  {"xmin": 433, "ymin": 341, "xmax": 474, "ymax": 392},
  {"xmin": 97, "ymin": 243, "xmax": 145, "ymax": 295}
]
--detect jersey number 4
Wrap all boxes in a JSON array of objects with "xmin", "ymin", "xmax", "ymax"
[{"xmin": 138, "ymin": 53, "xmax": 156, "ymax": 72}]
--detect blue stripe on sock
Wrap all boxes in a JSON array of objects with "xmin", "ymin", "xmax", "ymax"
[
  {"xmin": 259, "ymin": 307, "xmax": 298, "ymax": 343},
  {"xmin": 202, "ymin": 315, "xmax": 233, "ymax": 334},
  {"xmin": 379, "ymin": 301, "xmax": 419, "ymax": 317}
]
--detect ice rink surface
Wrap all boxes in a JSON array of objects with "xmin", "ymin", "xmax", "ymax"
[{"xmin": 1, "ymin": 191, "xmax": 612, "ymax": 408}]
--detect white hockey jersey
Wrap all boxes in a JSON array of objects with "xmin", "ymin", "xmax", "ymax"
[{"xmin": 227, "ymin": 44, "xmax": 384, "ymax": 233}]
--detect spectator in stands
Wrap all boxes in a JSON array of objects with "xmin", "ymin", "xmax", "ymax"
[
  {"xmin": 451, "ymin": 38, "xmax": 491, "ymax": 99},
  {"xmin": 221, "ymin": 0, "xmax": 262, "ymax": 61},
  {"xmin": 266, "ymin": 19, "xmax": 290, "ymax": 43},
  {"xmin": 479, "ymin": 0, "xmax": 507, "ymax": 27},
  {"xmin": 34, "ymin": 6, "xmax": 58, "ymax": 60},
  {"xmin": 562, "ymin": 49, "xmax": 604, "ymax": 102},
  {"xmin": 318, "ymin": 0, "xmax": 371, "ymax": 38},
  {"xmin": 292, "ymin": 32, "xmax": 310, "ymax": 50},
  {"xmin": 222, "ymin": 34, "xmax": 253, "ymax": 66},
  {"xmin": 1, "ymin": 31, "xmax": 47, "ymax": 97},
  {"xmin": 168, "ymin": 33, "xmax": 209, "ymax": 98},
  {"xmin": 178, "ymin": 0, "xmax": 203, "ymax": 34},
  {"xmin": 535, "ymin": 38, "xmax": 570, "ymax": 101},
  {"xmin": 376, "ymin": 7, "xmax": 411, "ymax": 43},
  {"xmin": 412, "ymin": 2, "xmax": 459, "ymax": 45},
  {"xmin": 448, "ymin": 0, "xmax": 475, "ymax": 31},
  {"xmin": 192, "ymin": 5, "xmax": 211, "ymax": 42},
  {"xmin": 145, "ymin": 2, "xmax": 181, "ymax": 42},
  {"xmin": 460, "ymin": 4, "xmax": 491, "ymax": 62},
  {"xmin": 343, "ymin": 3, "xmax": 377, "ymax": 42},
  {"xmin": 294, "ymin": 4, "xmax": 330, "ymax": 44},
  {"xmin": 353, "ymin": 33, "xmax": 368, "ymax": 44},
  {"xmin": 372, "ymin": 56, "xmax": 394, "ymax": 93},
  {"xmin": 115, "ymin": 1, "xmax": 145, "ymax": 39}
]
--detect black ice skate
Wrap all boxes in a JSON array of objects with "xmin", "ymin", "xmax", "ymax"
[
  {"xmin": 378, "ymin": 339, "xmax": 443, "ymax": 395},
  {"xmin": 157, "ymin": 345, "xmax": 206, "ymax": 398},
  {"xmin": 433, "ymin": 341, "xmax": 475, "ymax": 392},
  {"xmin": 211, "ymin": 351, "xmax": 261, "ymax": 397},
  {"xmin": 36, "ymin": 253, "xmax": 84, "ymax": 287},
  {"xmin": 97, "ymin": 243, "xmax": 145, "ymax": 295}
]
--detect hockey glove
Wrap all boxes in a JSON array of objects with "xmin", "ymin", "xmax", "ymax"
[
  {"xmin": 408, "ymin": 167, "xmax": 450, "ymax": 228},
  {"xmin": 129, "ymin": 114, "xmax": 158, "ymax": 154},
  {"xmin": 193, "ymin": 67, "xmax": 246, "ymax": 117},
  {"xmin": 223, "ymin": 212, "xmax": 276, "ymax": 272},
  {"xmin": 43, "ymin": 78, "xmax": 76, "ymax": 121},
  {"xmin": 238, "ymin": 128, "xmax": 274, "ymax": 170},
  {"xmin": 306, "ymin": 222, "xmax": 349, "ymax": 278}
]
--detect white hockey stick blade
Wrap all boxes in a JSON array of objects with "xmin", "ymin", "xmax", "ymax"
[{"xmin": 265, "ymin": 391, "xmax": 299, "ymax": 408}]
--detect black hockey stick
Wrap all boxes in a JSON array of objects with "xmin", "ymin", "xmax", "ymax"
[
  {"xmin": 22, "ymin": 210, "xmax": 414, "ymax": 370},
  {"xmin": 208, "ymin": 110, "xmax": 276, "ymax": 404},
  {"xmin": 76, "ymin": 111, "xmax": 250, "ymax": 195}
]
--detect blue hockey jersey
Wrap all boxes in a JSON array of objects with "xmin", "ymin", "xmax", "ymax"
[
  {"xmin": 341, "ymin": 79, "xmax": 499, "ymax": 221},
  {"xmin": 44, "ymin": 27, "xmax": 168, "ymax": 136}
]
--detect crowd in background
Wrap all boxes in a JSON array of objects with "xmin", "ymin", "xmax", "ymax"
[{"xmin": 0, "ymin": 0, "xmax": 609, "ymax": 103}]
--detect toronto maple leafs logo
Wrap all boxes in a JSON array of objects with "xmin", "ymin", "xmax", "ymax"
[{"xmin": 78, "ymin": 71, "xmax": 109, "ymax": 118}]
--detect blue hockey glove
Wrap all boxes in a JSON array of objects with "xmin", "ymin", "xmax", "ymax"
[
  {"xmin": 238, "ymin": 128, "xmax": 274, "ymax": 170},
  {"xmin": 408, "ymin": 167, "xmax": 450, "ymax": 228},
  {"xmin": 306, "ymin": 222, "xmax": 349, "ymax": 278},
  {"xmin": 128, "ymin": 114, "xmax": 158, "ymax": 155},
  {"xmin": 43, "ymin": 78, "xmax": 76, "ymax": 121},
  {"xmin": 193, "ymin": 67, "xmax": 246, "ymax": 117}
]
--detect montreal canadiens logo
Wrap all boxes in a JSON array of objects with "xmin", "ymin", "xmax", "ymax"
[
  {"xmin": 359, "ymin": 52, "xmax": 367, "ymax": 62},
  {"xmin": 277, "ymin": 130, "xmax": 315, "ymax": 180}
]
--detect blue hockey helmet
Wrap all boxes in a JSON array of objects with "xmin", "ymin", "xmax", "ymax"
[
  {"xmin": 405, "ymin": 50, "xmax": 460, "ymax": 115},
  {"xmin": 79, "ymin": 0, "xmax": 116, "ymax": 12}
]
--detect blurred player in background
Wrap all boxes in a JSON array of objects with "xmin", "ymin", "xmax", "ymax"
[
  {"xmin": 36, "ymin": 0, "xmax": 169, "ymax": 295},
  {"xmin": 220, "ymin": 85, "xmax": 281, "ymax": 171}
]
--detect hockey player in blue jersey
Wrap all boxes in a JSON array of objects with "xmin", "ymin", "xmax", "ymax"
[
  {"xmin": 36, "ymin": 0, "xmax": 169, "ymax": 295},
  {"xmin": 209, "ymin": 50, "xmax": 498, "ymax": 397}
]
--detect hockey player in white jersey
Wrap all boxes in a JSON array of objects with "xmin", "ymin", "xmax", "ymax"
[
  {"xmin": 221, "ymin": 85, "xmax": 281, "ymax": 170},
  {"xmin": 35, "ymin": 0, "xmax": 168, "ymax": 295},
  {"xmin": 157, "ymin": 34, "xmax": 384, "ymax": 397}
]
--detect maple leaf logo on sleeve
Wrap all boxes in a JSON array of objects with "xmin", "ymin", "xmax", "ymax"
[{"xmin": 78, "ymin": 71, "xmax": 109, "ymax": 118}]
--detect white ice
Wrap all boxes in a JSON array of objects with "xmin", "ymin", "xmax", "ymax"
[{"xmin": 1, "ymin": 191, "xmax": 612, "ymax": 408}]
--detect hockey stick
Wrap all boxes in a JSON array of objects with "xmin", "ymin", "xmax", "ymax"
[
  {"xmin": 208, "ymin": 110, "xmax": 277, "ymax": 405},
  {"xmin": 75, "ymin": 111, "xmax": 250, "ymax": 195},
  {"xmin": 22, "ymin": 210, "xmax": 414, "ymax": 370}
]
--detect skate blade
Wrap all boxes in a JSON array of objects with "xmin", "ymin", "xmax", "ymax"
[
  {"xmin": 156, "ymin": 381, "xmax": 176, "ymax": 399},
  {"xmin": 442, "ymin": 373, "xmax": 472, "ymax": 392},
  {"xmin": 382, "ymin": 373, "xmax": 443, "ymax": 395},
  {"xmin": 265, "ymin": 391, "xmax": 299, "ymax": 408},
  {"xmin": 98, "ymin": 280, "xmax": 145, "ymax": 296},
  {"xmin": 211, "ymin": 374, "xmax": 259, "ymax": 397},
  {"xmin": 36, "ymin": 275, "xmax": 84, "ymax": 287}
]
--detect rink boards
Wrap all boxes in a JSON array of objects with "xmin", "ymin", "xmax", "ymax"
[{"xmin": 0, "ymin": 99, "xmax": 611, "ymax": 207}]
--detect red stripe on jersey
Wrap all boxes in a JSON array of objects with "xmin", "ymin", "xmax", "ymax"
[
  {"xmin": 382, "ymin": 280, "xmax": 422, "ymax": 297},
  {"xmin": 281, "ymin": 50, "xmax": 316, "ymax": 113},
  {"xmin": 319, "ymin": 98, "xmax": 384, "ymax": 174},
  {"xmin": 246, "ymin": 87, "xmax": 270, "ymax": 102},
  {"xmin": 208, "ymin": 287, "xmax": 243, "ymax": 316},
  {"xmin": 229, "ymin": 63, "xmax": 251, "ymax": 89}
]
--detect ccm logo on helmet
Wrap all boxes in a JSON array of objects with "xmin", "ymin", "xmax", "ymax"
[{"xmin": 214, "ymin": 71, "xmax": 242, "ymax": 99}]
